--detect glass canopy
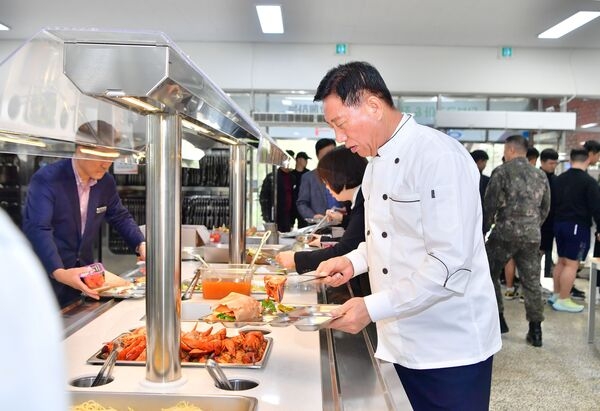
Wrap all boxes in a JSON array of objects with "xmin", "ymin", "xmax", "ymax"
[{"xmin": 0, "ymin": 28, "xmax": 289, "ymax": 165}]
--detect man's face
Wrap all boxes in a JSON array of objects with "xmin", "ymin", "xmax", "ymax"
[
  {"xmin": 317, "ymin": 144, "xmax": 335, "ymax": 160},
  {"xmin": 589, "ymin": 151, "xmax": 600, "ymax": 166},
  {"xmin": 476, "ymin": 159, "xmax": 487, "ymax": 173},
  {"xmin": 296, "ymin": 157, "xmax": 307, "ymax": 170},
  {"xmin": 75, "ymin": 146, "xmax": 117, "ymax": 181},
  {"xmin": 322, "ymin": 94, "xmax": 380, "ymax": 158},
  {"xmin": 540, "ymin": 159, "xmax": 558, "ymax": 174}
]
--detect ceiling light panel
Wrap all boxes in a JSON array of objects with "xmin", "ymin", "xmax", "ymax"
[
  {"xmin": 256, "ymin": 5, "xmax": 284, "ymax": 34},
  {"xmin": 538, "ymin": 11, "xmax": 600, "ymax": 39}
]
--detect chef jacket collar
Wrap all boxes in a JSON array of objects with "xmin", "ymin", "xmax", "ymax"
[{"xmin": 377, "ymin": 113, "xmax": 413, "ymax": 158}]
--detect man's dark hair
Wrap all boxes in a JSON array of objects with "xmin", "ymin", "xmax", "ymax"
[
  {"xmin": 313, "ymin": 61, "xmax": 394, "ymax": 108},
  {"xmin": 526, "ymin": 147, "xmax": 540, "ymax": 161},
  {"xmin": 77, "ymin": 120, "xmax": 121, "ymax": 147},
  {"xmin": 570, "ymin": 148, "xmax": 590, "ymax": 162},
  {"xmin": 317, "ymin": 146, "xmax": 368, "ymax": 194},
  {"xmin": 583, "ymin": 140, "xmax": 600, "ymax": 154},
  {"xmin": 504, "ymin": 134, "xmax": 528, "ymax": 154},
  {"xmin": 315, "ymin": 138, "xmax": 336, "ymax": 156},
  {"xmin": 540, "ymin": 148, "xmax": 559, "ymax": 161},
  {"xmin": 471, "ymin": 150, "xmax": 489, "ymax": 162}
]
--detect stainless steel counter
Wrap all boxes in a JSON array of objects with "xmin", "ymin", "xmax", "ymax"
[{"xmin": 62, "ymin": 268, "xmax": 409, "ymax": 410}]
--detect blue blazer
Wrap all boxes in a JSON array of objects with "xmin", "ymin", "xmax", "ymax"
[
  {"xmin": 296, "ymin": 170, "xmax": 330, "ymax": 219},
  {"xmin": 23, "ymin": 159, "xmax": 144, "ymax": 307}
]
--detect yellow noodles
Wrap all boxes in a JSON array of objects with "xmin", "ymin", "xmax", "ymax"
[
  {"xmin": 70, "ymin": 400, "xmax": 118, "ymax": 411},
  {"xmin": 71, "ymin": 400, "xmax": 202, "ymax": 411},
  {"xmin": 162, "ymin": 401, "xmax": 203, "ymax": 411}
]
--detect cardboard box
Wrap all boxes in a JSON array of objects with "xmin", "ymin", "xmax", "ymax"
[{"xmin": 139, "ymin": 225, "xmax": 210, "ymax": 247}]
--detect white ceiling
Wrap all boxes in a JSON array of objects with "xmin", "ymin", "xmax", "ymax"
[{"xmin": 1, "ymin": 0, "xmax": 600, "ymax": 49}]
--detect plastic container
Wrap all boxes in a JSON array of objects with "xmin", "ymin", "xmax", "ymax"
[{"xmin": 201, "ymin": 264, "xmax": 253, "ymax": 299}]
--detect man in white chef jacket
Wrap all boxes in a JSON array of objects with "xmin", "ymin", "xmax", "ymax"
[{"xmin": 314, "ymin": 62, "xmax": 502, "ymax": 410}]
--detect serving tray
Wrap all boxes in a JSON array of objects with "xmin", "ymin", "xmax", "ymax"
[{"xmin": 87, "ymin": 332, "xmax": 273, "ymax": 369}]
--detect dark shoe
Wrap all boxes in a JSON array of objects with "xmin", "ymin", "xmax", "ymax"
[
  {"xmin": 526, "ymin": 321, "xmax": 542, "ymax": 347},
  {"xmin": 571, "ymin": 286, "xmax": 585, "ymax": 300},
  {"xmin": 499, "ymin": 313, "xmax": 509, "ymax": 334}
]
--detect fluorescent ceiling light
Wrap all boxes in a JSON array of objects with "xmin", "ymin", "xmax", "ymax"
[
  {"xmin": 80, "ymin": 147, "xmax": 120, "ymax": 158},
  {"xmin": 0, "ymin": 134, "xmax": 46, "ymax": 147},
  {"xmin": 182, "ymin": 119, "xmax": 211, "ymax": 135},
  {"xmin": 0, "ymin": 23, "xmax": 10, "ymax": 31},
  {"xmin": 256, "ymin": 5, "xmax": 284, "ymax": 34},
  {"xmin": 581, "ymin": 122, "xmax": 599, "ymax": 129},
  {"xmin": 538, "ymin": 11, "xmax": 600, "ymax": 39},
  {"xmin": 118, "ymin": 97, "xmax": 160, "ymax": 112}
]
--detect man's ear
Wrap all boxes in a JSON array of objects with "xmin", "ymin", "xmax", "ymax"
[{"xmin": 365, "ymin": 95, "xmax": 384, "ymax": 120}]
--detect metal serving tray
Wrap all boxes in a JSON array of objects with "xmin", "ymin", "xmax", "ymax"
[
  {"xmin": 203, "ymin": 304, "xmax": 341, "ymax": 331},
  {"xmin": 87, "ymin": 335, "xmax": 273, "ymax": 369},
  {"xmin": 273, "ymin": 305, "xmax": 341, "ymax": 331},
  {"xmin": 70, "ymin": 392, "xmax": 257, "ymax": 411}
]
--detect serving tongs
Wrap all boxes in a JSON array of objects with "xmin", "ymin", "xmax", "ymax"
[
  {"xmin": 206, "ymin": 356, "xmax": 234, "ymax": 390},
  {"xmin": 91, "ymin": 339, "xmax": 122, "ymax": 387},
  {"xmin": 182, "ymin": 251, "xmax": 211, "ymax": 301}
]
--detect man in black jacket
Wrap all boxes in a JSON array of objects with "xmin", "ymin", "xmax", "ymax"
[
  {"xmin": 549, "ymin": 148, "xmax": 600, "ymax": 313},
  {"xmin": 539, "ymin": 148, "xmax": 559, "ymax": 278}
]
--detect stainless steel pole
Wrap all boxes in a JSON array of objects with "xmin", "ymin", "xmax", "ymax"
[
  {"xmin": 229, "ymin": 144, "xmax": 246, "ymax": 263},
  {"xmin": 145, "ymin": 114, "xmax": 182, "ymax": 382}
]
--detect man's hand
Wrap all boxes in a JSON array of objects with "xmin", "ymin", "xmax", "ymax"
[
  {"xmin": 275, "ymin": 251, "xmax": 296, "ymax": 270},
  {"xmin": 327, "ymin": 297, "xmax": 372, "ymax": 334},
  {"xmin": 316, "ymin": 256, "xmax": 354, "ymax": 287},
  {"xmin": 325, "ymin": 209, "xmax": 343, "ymax": 225},
  {"xmin": 52, "ymin": 267, "xmax": 100, "ymax": 300},
  {"xmin": 136, "ymin": 242, "xmax": 146, "ymax": 262}
]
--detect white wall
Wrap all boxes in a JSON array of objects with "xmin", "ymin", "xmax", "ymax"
[
  {"xmin": 2, "ymin": 40, "xmax": 599, "ymax": 97},
  {"xmin": 177, "ymin": 42, "xmax": 600, "ymax": 97}
]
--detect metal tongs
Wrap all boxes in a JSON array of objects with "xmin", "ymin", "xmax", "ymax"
[
  {"xmin": 307, "ymin": 214, "xmax": 329, "ymax": 236},
  {"xmin": 206, "ymin": 356, "xmax": 234, "ymax": 390},
  {"xmin": 91, "ymin": 340, "xmax": 122, "ymax": 387},
  {"xmin": 182, "ymin": 251, "xmax": 211, "ymax": 301}
]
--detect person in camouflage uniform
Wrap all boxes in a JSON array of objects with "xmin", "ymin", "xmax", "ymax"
[{"xmin": 483, "ymin": 135, "xmax": 550, "ymax": 347}]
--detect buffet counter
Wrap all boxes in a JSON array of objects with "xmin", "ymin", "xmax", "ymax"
[{"xmin": 63, "ymin": 262, "xmax": 408, "ymax": 410}]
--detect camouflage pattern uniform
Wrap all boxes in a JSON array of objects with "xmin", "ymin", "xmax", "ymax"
[{"xmin": 483, "ymin": 157, "xmax": 550, "ymax": 322}]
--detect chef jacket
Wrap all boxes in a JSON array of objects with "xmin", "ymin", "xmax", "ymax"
[{"xmin": 346, "ymin": 115, "xmax": 501, "ymax": 370}]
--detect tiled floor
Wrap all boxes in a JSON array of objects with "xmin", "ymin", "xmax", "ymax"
[{"xmin": 490, "ymin": 277, "xmax": 600, "ymax": 410}]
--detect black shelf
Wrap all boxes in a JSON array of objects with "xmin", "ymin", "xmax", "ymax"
[{"xmin": 108, "ymin": 151, "xmax": 231, "ymax": 254}]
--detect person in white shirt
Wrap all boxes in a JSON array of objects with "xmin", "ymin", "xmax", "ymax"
[{"xmin": 313, "ymin": 61, "xmax": 501, "ymax": 410}]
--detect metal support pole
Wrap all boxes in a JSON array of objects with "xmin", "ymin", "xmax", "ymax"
[
  {"xmin": 145, "ymin": 114, "xmax": 182, "ymax": 382},
  {"xmin": 229, "ymin": 144, "xmax": 246, "ymax": 264}
]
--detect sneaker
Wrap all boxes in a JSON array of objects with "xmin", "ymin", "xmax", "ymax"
[
  {"xmin": 571, "ymin": 286, "xmax": 586, "ymax": 300},
  {"xmin": 547, "ymin": 293, "xmax": 558, "ymax": 305},
  {"xmin": 504, "ymin": 287, "xmax": 517, "ymax": 300},
  {"xmin": 552, "ymin": 298, "xmax": 584, "ymax": 313}
]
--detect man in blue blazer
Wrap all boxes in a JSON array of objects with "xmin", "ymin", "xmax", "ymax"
[
  {"xmin": 23, "ymin": 121, "xmax": 145, "ymax": 308},
  {"xmin": 297, "ymin": 138, "xmax": 341, "ymax": 222}
]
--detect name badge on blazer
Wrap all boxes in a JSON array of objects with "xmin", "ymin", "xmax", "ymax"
[{"xmin": 96, "ymin": 206, "xmax": 107, "ymax": 214}]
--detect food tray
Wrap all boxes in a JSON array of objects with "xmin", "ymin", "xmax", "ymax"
[
  {"xmin": 203, "ymin": 304, "xmax": 341, "ymax": 331},
  {"xmin": 271, "ymin": 305, "xmax": 341, "ymax": 331},
  {"xmin": 202, "ymin": 313, "xmax": 288, "ymax": 328},
  {"xmin": 87, "ymin": 334, "xmax": 273, "ymax": 369},
  {"xmin": 98, "ymin": 284, "xmax": 145, "ymax": 299},
  {"xmin": 70, "ymin": 392, "xmax": 257, "ymax": 411}
]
